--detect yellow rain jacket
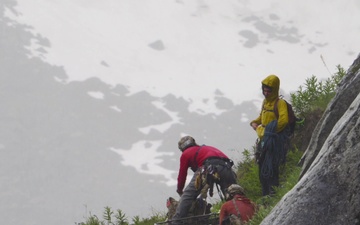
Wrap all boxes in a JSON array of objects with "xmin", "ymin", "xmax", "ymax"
[{"xmin": 250, "ymin": 75, "xmax": 289, "ymax": 139}]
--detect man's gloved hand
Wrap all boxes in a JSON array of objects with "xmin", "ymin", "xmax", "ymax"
[{"xmin": 176, "ymin": 189, "xmax": 183, "ymax": 197}]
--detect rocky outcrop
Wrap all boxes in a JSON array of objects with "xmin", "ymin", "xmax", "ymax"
[
  {"xmin": 261, "ymin": 54, "xmax": 360, "ymax": 225},
  {"xmin": 299, "ymin": 54, "xmax": 360, "ymax": 178}
]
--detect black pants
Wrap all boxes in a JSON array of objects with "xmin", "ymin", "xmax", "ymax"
[
  {"xmin": 203, "ymin": 158, "xmax": 237, "ymax": 195},
  {"xmin": 258, "ymin": 154, "xmax": 279, "ymax": 196}
]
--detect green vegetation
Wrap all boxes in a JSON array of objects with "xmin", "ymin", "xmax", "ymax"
[
  {"xmin": 76, "ymin": 207, "xmax": 166, "ymax": 225},
  {"xmin": 290, "ymin": 65, "xmax": 346, "ymax": 117},
  {"xmin": 76, "ymin": 66, "xmax": 346, "ymax": 225},
  {"xmin": 233, "ymin": 147, "xmax": 303, "ymax": 225}
]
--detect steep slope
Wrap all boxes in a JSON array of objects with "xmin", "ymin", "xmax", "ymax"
[{"xmin": 261, "ymin": 54, "xmax": 360, "ymax": 225}]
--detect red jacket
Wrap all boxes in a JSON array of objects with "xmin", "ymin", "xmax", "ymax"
[
  {"xmin": 219, "ymin": 194, "xmax": 256, "ymax": 224},
  {"xmin": 177, "ymin": 145, "xmax": 229, "ymax": 192}
]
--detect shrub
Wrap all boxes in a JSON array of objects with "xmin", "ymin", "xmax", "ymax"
[{"xmin": 291, "ymin": 65, "xmax": 346, "ymax": 117}]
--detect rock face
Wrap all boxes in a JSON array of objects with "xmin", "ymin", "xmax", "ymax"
[{"xmin": 261, "ymin": 54, "xmax": 360, "ymax": 225}]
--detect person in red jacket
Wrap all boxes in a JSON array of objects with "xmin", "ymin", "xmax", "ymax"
[
  {"xmin": 171, "ymin": 136, "xmax": 237, "ymax": 223},
  {"xmin": 219, "ymin": 184, "xmax": 256, "ymax": 225}
]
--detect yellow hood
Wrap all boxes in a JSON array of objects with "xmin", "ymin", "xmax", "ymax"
[{"xmin": 262, "ymin": 74, "xmax": 280, "ymax": 101}]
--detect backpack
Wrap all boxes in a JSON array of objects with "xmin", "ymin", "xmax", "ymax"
[
  {"xmin": 229, "ymin": 214, "xmax": 242, "ymax": 225},
  {"xmin": 273, "ymin": 97, "xmax": 297, "ymax": 136}
]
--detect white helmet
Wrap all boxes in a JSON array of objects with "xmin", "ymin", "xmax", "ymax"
[
  {"xmin": 226, "ymin": 184, "xmax": 245, "ymax": 196},
  {"xmin": 178, "ymin": 136, "xmax": 196, "ymax": 151}
]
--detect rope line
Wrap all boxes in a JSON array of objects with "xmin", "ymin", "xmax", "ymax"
[{"xmin": 260, "ymin": 120, "xmax": 289, "ymax": 178}]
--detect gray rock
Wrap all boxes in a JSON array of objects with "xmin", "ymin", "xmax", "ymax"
[{"xmin": 299, "ymin": 54, "xmax": 360, "ymax": 178}]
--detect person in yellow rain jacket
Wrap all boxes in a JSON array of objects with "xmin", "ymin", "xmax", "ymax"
[{"xmin": 250, "ymin": 74, "xmax": 289, "ymax": 196}]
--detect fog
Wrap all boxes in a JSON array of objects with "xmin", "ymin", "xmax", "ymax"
[{"xmin": 0, "ymin": 0, "xmax": 359, "ymax": 224}]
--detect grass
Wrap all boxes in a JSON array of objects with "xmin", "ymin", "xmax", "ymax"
[{"xmin": 244, "ymin": 149, "xmax": 303, "ymax": 225}]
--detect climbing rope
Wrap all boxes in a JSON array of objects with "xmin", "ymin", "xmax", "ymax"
[{"xmin": 260, "ymin": 120, "xmax": 288, "ymax": 178}]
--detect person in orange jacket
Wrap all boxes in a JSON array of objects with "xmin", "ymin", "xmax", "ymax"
[
  {"xmin": 250, "ymin": 74, "xmax": 290, "ymax": 196},
  {"xmin": 219, "ymin": 184, "xmax": 256, "ymax": 224}
]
